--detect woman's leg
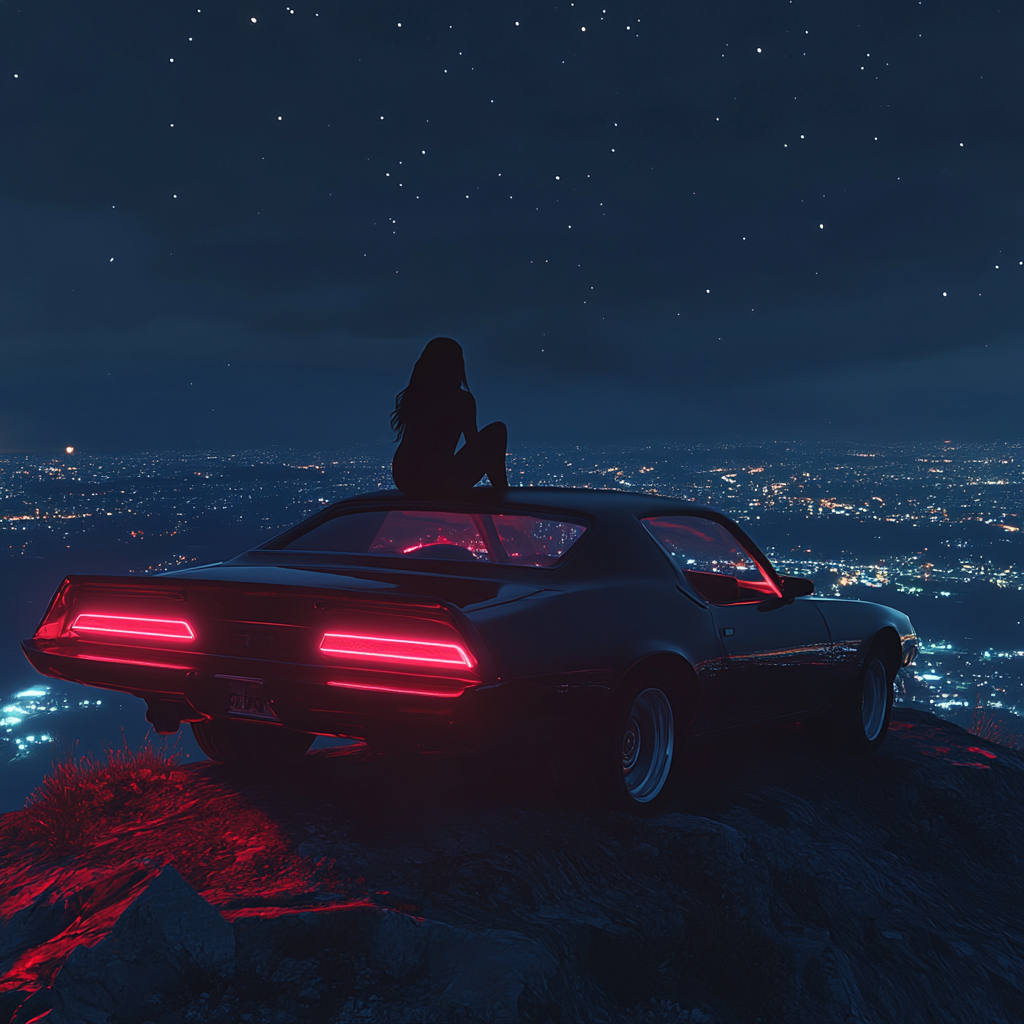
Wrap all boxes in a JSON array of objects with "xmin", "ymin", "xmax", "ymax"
[{"xmin": 453, "ymin": 421, "xmax": 508, "ymax": 491}]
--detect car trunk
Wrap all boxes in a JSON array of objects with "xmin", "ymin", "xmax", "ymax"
[{"xmin": 23, "ymin": 572, "xmax": 498, "ymax": 703}]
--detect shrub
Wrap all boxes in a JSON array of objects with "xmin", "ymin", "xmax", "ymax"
[
  {"xmin": 17, "ymin": 743, "xmax": 179, "ymax": 857},
  {"xmin": 969, "ymin": 708, "xmax": 1024, "ymax": 751}
]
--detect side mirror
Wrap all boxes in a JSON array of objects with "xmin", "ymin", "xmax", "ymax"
[{"xmin": 780, "ymin": 575, "xmax": 815, "ymax": 599}]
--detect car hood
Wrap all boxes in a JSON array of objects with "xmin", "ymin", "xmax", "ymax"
[{"xmin": 811, "ymin": 596, "xmax": 916, "ymax": 639}]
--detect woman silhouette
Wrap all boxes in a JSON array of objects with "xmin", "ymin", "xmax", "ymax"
[{"xmin": 391, "ymin": 337, "xmax": 509, "ymax": 498}]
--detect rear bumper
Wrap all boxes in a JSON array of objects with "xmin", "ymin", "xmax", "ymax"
[{"xmin": 21, "ymin": 639, "xmax": 602, "ymax": 751}]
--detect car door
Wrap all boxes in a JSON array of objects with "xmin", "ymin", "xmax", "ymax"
[
  {"xmin": 643, "ymin": 515, "xmax": 831, "ymax": 728},
  {"xmin": 708, "ymin": 597, "xmax": 832, "ymax": 726}
]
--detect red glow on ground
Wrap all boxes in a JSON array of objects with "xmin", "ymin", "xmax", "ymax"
[
  {"xmin": 0, "ymin": 751, "xmax": 374, "ymax": 1001},
  {"xmin": 320, "ymin": 632, "xmax": 475, "ymax": 668},
  {"xmin": 224, "ymin": 899, "xmax": 376, "ymax": 922},
  {"xmin": 887, "ymin": 720, "xmax": 1001, "ymax": 767},
  {"xmin": 967, "ymin": 746, "xmax": 998, "ymax": 759},
  {"xmin": 0, "ymin": 861, "xmax": 164, "ymax": 997},
  {"xmin": 70, "ymin": 614, "xmax": 195, "ymax": 641},
  {"xmin": 327, "ymin": 680, "xmax": 467, "ymax": 698}
]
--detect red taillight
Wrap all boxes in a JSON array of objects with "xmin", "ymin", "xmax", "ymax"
[
  {"xmin": 327, "ymin": 680, "xmax": 466, "ymax": 698},
  {"xmin": 319, "ymin": 632, "xmax": 474, "ymax": 668},
  {"xmin": 70, "ymin": 614, "xmax": 195, "ymax": 641}
]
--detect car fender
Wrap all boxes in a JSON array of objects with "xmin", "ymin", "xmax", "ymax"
[
  {"xmin": 468, "ymin": 581, "xmax": 713, "ymax": 725},
  {"xmin": 811, "ymin": 597, "xmax": 916, "ymax": 682},
  {"xmin": 617, "ymin": 648, "xmax": 704, "ymax": 729},
  {"xmin": 467, "ymin": 580, "xmax": 676, "ymax": 677}
]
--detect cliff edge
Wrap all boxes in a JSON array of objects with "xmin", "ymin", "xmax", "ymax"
[{"xmin": 1, "ymin": 708, "xmax": 1022, "ymax": 1024}]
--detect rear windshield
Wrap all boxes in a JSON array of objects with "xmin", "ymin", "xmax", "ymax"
[{"xmin": 280, "ymin": 510, "xmax": 587, "ymax": 568}]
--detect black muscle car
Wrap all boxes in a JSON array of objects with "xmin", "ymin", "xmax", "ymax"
[{"xmin": 22, "ymin": 488, "xmax": 917, "ymax": 812}]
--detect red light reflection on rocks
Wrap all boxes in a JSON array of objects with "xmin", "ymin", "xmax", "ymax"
[
  {"xmin": 0, "ymin": 762, "xmax": 370, "ymax": 999},
  {"xmin": 888, "ymin": 720, "xmax": 1000, "ymax": 768},
  {"xmin": 966, "ymin": 746, "xmax": 998, "ymax": 760}
]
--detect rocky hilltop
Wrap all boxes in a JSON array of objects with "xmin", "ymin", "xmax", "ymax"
[{"xmin": 1, "ymin": 708, "xmax": 1022, "ymax": 1024}]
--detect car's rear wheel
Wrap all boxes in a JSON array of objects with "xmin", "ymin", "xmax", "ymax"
[
  {"xmin": 813, "ymin": 647, "xmax": 895, "ymax": 754},
  {"xmin": 191, "ymin": 718, "xmax": 315, "ymax": 766},
  {"xmin": 602, "ymin": 675, "xmax": 682, "ymax": 814}
]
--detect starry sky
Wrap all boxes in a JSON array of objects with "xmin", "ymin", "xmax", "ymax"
[{"xmin": 1, "ymin": 1, "xmax": 1022, "ymax": 452}]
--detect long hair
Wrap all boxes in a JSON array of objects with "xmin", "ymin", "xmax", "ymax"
[{"xmin": 391, "ymin": 337, "xmax": 468, "ymax": 440}]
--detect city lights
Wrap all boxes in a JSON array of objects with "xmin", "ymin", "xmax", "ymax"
[{"xmin": 1, "ymin": 442, "xmax": 1021, "ymax": 734}]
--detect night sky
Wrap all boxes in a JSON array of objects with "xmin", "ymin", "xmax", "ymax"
[{"xmin": 2, "ymin": 1, "xmax": 1022, "ymax": 452}]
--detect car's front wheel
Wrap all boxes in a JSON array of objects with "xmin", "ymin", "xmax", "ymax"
[
  {"xmin": 813, "ymin": 647, "xmax": 895, "ymax": 754},
  {"xmin": 191, "ymin": 718, "xmax": 315, "ymax": 766},
  {"xmin": 603, "ymin": 675, "xmax": 682, "ymax": 814}
]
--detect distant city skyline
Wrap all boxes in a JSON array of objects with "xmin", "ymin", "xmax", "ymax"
[{"xmin": 2, "ymin": 438, "xmax": 1022, "ymax": 798}]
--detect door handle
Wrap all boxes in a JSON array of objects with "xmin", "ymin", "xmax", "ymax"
[{"xmin": 721, "ymin": 628, "xmax": 734, "ymax": 637}]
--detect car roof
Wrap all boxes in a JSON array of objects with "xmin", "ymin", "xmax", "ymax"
[
  {"xmin": 252, "ymin": 486, "xmax": 777, "ymax": 584},
  {"xmin": 333, "ymin": 486, "xmax": 720, "ymax": 521},
  {"xmin": 321, "ymin": 487, "xmax": 775, "ymax": 581}
]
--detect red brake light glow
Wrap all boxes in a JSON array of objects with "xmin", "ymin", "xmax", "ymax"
[
  {"xmin": 70, "ymin": 614, "xmax": 195, "ymax": 641},
  {"xmin": 327, "ymin": 680, "xmax": 466, "ymax": 698},
  {"xmin": 74, "ymin": 653, "xmax": 192, "ymax": 670},
  {"xmin": 319, "ymin": 632, "xmax": 474, "ymax": 668}
]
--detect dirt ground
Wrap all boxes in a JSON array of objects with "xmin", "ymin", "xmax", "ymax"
[{"xmin": 2, "ymin": 709, "xmax": 1023, "ymax": 1023}]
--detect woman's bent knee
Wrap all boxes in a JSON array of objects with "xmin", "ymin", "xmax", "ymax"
[{"xmin": 481, "ymin": 421, "xmax": 507, "ymax": 444}]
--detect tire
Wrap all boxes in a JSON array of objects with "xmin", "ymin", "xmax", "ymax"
[
  {"xmin": 190, "ymin": 718, "xmax": 314, "ymax": 766},
  {"xmin": 814, "ymin": 647, "xmax": 895, "ymax": 754},
  {"xmin": 600, "ymin": 674, "xmax": 683, "ymax": 814}
]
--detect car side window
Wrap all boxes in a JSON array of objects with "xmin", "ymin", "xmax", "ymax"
[{"xmin": 642, "ymin": 516, "xmax": 780, "ymax": 605}]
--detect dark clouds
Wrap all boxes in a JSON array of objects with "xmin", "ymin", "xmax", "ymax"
[{"xmin": 1, "ymin": 1, "xmax": 1022, "ymax": 451}]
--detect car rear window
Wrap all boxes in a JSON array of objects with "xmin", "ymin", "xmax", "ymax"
[{"xmin": 281, "ymin": 510, "xmax": 586, "ymax": 568}]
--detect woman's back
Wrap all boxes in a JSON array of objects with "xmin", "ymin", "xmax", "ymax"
[
  {"xmin": 390, "ymin": 337, "xmax": 508, "ymax": 497},
  {"xmin": 394, "ymin": 388, "xmax": 475, "ymax": 462}
]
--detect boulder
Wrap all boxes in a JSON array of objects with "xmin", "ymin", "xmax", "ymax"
[
  {"xmin": 46, "ymin": 867, "xmax": 234, "ymax": 1024},
  {"xmin": 427, "ymin": 923, "xmax": 557, "ymax": 1023},
  {"xmin": 233, "ymin": 906, "xmax": 556, "ymax": 1023},
  {"xmin": 0, "ymin": 882, "xmax": 85, "ymax": 976},
  {"xmin": 366, "ymin": 910, "xmax": 555, "ymax": 1021}
]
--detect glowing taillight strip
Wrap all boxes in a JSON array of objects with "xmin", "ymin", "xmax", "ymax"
[
  {"xmin": 71, "ymin": 614, "xmax": 195, "ymax": 641},
  {"xmin": 74, "ymin": 653, "xmax": 193, "ymax": 670},
  {"xmin": 319, "ymin": 632, "xmax": 474, "ymax": 668},
  {"xmin": 327, "ymin": 680, "xmax": 466, "ymax": 698}
]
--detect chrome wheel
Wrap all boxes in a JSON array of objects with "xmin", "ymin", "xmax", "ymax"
[
  {"xmin": 861, "ymin": 659, "xmax": 889, "ymax": 742},
  {"xmin": 621, "ymin": 687, "xmax": 674, "ymax": 804}
]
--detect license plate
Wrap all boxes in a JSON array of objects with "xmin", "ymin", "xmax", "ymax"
[{"xmin": 222, "ymin": 676, "xmax": 276, "ymax": 720}]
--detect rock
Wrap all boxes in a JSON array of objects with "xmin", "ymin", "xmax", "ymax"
[
  {"xmin": 6, "ymin": 710, "xmax": 1024, "ymax": 1024},
  {"xmin": 437, "ymin": 831, "xmax": 492, "ymax": 857},
  {"xmin": 230, "ymin": 906, "xmax": 555, "ymax": 1022},
  {"xmin": 368, "ymin": 908, "xmax": 429, "ymax": 975},
  {"xmin": 0, "ymin": 992, "xmax": 33, "ymax": 1024},
  {"xmin": 365, "ymin": 908, "xmax": 555, "ymax": 1021},
  {"xmin": 46, "ymin": 866, "xmax": 234, "ymax": 1024},
  {"xmin": 233, "ymin": 909, "xmax": 325, "ymax": 972},
  {"xmin": 269, "ymin": 956, "xmax": 321, "ymax": 1002},
  {"xmin": 428, "ymin": 924, "xmax": 556, "ymax": 1023},
  {"xmin": 0, "ymin": 882, "xmax": 84, "ymax": 975}
]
